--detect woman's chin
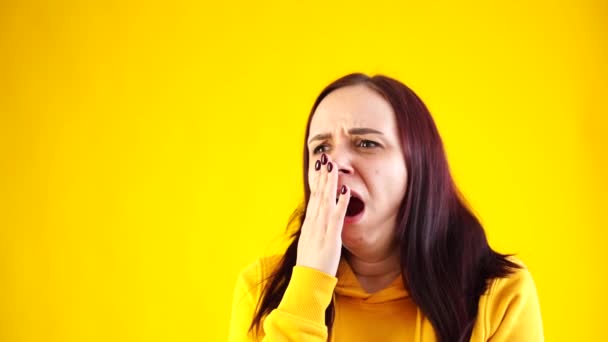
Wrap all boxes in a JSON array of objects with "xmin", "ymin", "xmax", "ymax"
[{"xmin": 341, "ymin": 229, "xmax": 368, "ymax": 253}]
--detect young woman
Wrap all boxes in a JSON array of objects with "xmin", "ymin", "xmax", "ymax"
[{"xmin": 229, "ymin": 73, "xmax": 543, "ymax": 341}]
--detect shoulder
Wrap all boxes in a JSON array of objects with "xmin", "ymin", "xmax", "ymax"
[
  {"xmin": 231, "ymin": 254, "xmax": 285, "ymax": 315},
  {"xmin": 485, "ymin": 256, "xmax": 537, "ymax": 304},
  {"xmin": 229, "ymin": 255, "xmax": 287, "ymax": 340},
  {"xmin": 236, "ymin": 254, "xmax": 284, "ymax": 296},
  {"xmin": 474, "ymin": 256, "xmax": 543, "ymax": 340}
]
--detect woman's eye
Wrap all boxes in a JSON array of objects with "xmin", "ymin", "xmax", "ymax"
[
  {"xmin": 313, "ymin": 144, "xmax": 329, "ymax": 154},
  {"xmin": 358, "ymin": 140, "xmax": 379, "ymax": 148}
]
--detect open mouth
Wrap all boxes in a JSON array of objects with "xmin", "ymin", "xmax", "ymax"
[
  {"xmin": 336, "ymin": 191, "xmax": 365, "ymax": 217},
  {"xmin": 346, "ymin": 196, "xmax": 365, "ymax": 217}
]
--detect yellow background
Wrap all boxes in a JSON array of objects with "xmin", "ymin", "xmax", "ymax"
[{"xmin": 1, "ymin": 0, "xmax": 606, "ymax": 341}]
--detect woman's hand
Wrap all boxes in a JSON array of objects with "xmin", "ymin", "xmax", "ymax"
[{"xmin": 296, "ymin": 153, "xmax": 351, "ymax": 276}]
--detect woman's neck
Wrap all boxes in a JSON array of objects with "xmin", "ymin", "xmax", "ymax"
[{"xmin": 344, "ymin": 247, "xmax": 401, "ymax": 293}]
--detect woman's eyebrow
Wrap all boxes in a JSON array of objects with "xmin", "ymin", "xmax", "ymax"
[{"xmin": 307, "ymin": 128, "xmax": 384, "ymax": 145}]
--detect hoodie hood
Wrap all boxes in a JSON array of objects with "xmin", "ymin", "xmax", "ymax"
[{"xmin": 334, "ymin": 257, "xmax": 410, "ymax": 304}]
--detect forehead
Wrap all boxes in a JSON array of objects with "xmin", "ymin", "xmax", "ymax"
[{"xmin": 309, "ymin": 84, "xmax": 397, "ymax": 135}]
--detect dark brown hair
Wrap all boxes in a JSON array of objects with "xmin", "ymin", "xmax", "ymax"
[{"xmin": 250, "ymin": 73, "xmax": 520, "ymax": 341}]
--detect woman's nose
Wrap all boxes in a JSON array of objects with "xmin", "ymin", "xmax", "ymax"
[
  {"xmin": 338, "ymin": 163, "xmax": 353, "ymax": 174},
  {"xmin": 329, "ymin": 152, "xmax": 354, "ymax": 174},
  {"xmin": 328, "ymin": 139, "xmax": 354, "ymax": 174}
]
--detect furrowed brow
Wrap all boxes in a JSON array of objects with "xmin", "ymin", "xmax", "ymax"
[
  {"xmin": 307, "ymin": 133, "xmax": 332, "ymax": 145},
  {"xmin": 307, "ymin": 128, "xmax": 384, "ymax": 145},
  {"xmin": 348, "ymin": 128, "xmax": 384, "ymax": 136}
]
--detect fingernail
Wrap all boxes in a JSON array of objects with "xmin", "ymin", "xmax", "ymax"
[
  {"xmin": 341, "ymin": 185, "xmax": 347, "ymax": 194},
  {"xmin": 315, "ymin": 160, "xmax": 321, "ymax": 171},
  {"xmin": 321, "ymin": 153, "xmax": 328, "ymax": 165},
  {"xmin": 327, "ymin": 162, "xmax": 333, "ymax": 172}
]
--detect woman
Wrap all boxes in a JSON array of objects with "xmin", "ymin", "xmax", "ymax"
[{"xmin": 228, "ymin": 73, "xmax": 543, "ymax": 341}]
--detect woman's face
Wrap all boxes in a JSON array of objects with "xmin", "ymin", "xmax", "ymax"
[{"xmin": 307, "ymin": 84, "xmax": 408, "ymax": 257}]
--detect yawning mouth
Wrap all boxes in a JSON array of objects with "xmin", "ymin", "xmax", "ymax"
[
  {"xmin": 336, "ymin": 191, "xmax": 365, "ymax": 217},
  {"xmin": 346, "ymin": 196, "xmax": 365, "ymax": 217}
]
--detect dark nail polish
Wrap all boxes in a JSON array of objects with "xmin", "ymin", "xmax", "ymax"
[
  {"xmin": 321, "ymin": 153, "xmax": 328, "ymax": 165},
  {"xmin": 341, "ymin": 185, "xmax": 347, "ymax": 194},
  {"xmin": 315, "ymin": 160, "xmax": 321, "ymax": 171},
  {"xmin": 327, "ymin": 162, "xmax": 333, "ymax": 172}
]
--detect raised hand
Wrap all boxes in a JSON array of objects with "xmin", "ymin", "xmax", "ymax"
[{"xmin": 296, "ymin": 153, "xmax": 351, "ymax": 276}]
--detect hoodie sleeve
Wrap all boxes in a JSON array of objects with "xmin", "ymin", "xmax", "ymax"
[
  {"xmin": 474, "ymin": 263, "xmax": 544, "ymax": 341},
  {"xmin": 228, "ymin": 258, "xmax": 337, "ymax": 342}
]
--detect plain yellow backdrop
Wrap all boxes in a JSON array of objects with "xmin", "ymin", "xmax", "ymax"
[{"xmin": 1, "ymin": 0, "xmax": 606, "ymax": 341}]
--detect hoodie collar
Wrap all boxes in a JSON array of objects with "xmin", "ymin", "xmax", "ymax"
[{"xmin": 334, "ymin": 257, "xmax": 410, "ymax": 303}]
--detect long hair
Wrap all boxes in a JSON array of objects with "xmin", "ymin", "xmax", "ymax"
[{"xmin": 249, "ymin": 73, "xmax": 520, "ymax": 341}]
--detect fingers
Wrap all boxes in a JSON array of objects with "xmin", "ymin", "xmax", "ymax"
[
  {"xmin": 304, "ymin": 157, "xmax": 323, "ymax": 222},
  {"xmin": 304, "ymin": 153, "xmax": 335, "ymax": 232},
  {"xmin": 316, "ymin": 158, "xmax": 329, "ymax": 208},
  {"xmin": 329, "ymin": 184, "xmax": 350, "ymax": 240},
  {"xmin": 321, "ymin": 159, "xmax": 338, "ymax": 214}
]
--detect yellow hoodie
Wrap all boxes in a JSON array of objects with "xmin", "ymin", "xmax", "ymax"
[{"xmin": 229, "ymin": 255, "xmax": 543, "ymax": 341}]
